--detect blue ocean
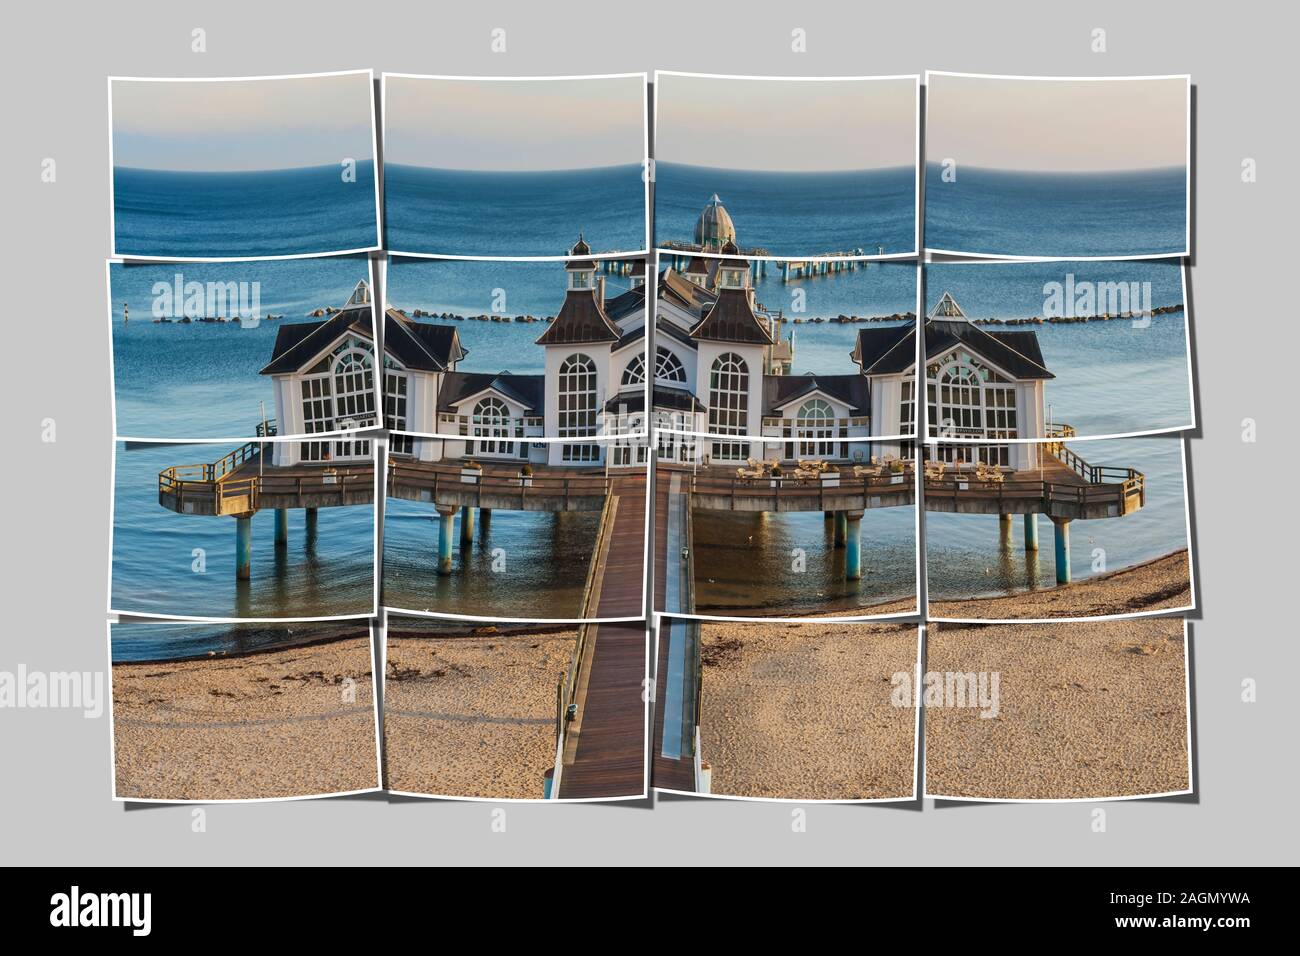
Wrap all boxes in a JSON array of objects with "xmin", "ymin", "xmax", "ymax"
[
  {"xmin": 924, "ymin": 164, "xmax": 1187, "ymax": 258},
  {"xmin": 382, "ymin": 501, "xmax": 604, "ymax": 619},
  {"xmin": 655, "ymin": 162, "xmax": 916, "ymax": 257},
  {"xmin": 926, "ymin": 436, "xmax": 1189, "ymax": 601},
  {"xmin": 384, "ymin": 163, "xmax": 646, "ymax": 257},
  {"xmin": 692, "ymin": 505, "xmax": 918, "ymax": 615},
  {"xmin": 110, "ymin": 258, "xmax": 372, "ymax": 438},
  {"xmin": 110, "ymin": 442, "xmax": 376, "ymax": 620},
  {"xmin": 110, "ymin": 619, "xmax": 370, "ymax": 664},
  {"xmin": 113, "ymin": 163, "xmax": 379, "ymax": 259}
]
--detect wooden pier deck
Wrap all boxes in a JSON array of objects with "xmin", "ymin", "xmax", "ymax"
[
  {"xmin": 555, "ymin": 474, "xmax": 648, "ymax": 798},
  {"xmin": 158, "ymin": 443, "xmax": 374, "ymax": 517},
  {"xmin": 387, "ymin": 458, "xmax": 617, "ymax": 513}
]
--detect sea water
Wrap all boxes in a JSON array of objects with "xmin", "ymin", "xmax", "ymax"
[
  {"xmin": 112, "ymin": 163, "xmax": 379, "ymax": 259},
  {"xmin": 655, "ymin": 162, "xmax": 916, "ymax": 257},
  {"xmin": 384, "ymin": 163, "xmax": 647, "ymax": 257},
  {"xmin": 924, "ymin": 164, "xmax": 1187, "ymax": 258},
  {"xmin": 110, "ymin": 257, "xmax": 372, "ymax": 438}
]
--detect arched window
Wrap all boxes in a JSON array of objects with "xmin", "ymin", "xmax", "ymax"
[
  {"xmin": 925, "ymin": 351, "xmax": 1018, "ymax": 467},
  {"xmin": 621, "ymin": 353, "xmax": 646, "ymax": 386},
  {"xmin": 708, "ymin": 352, "xmax": 749, "ymax": 461},
  {"xmin": 472, "ymin": 396, "xmax": 513, "ymax": 456},
  {"xmin": 300, "ymin": 341, "xmax": 375, "ymax": 462},
  {"xmin": 558, "ymin": 353, "xmax": 599, "ymax": 462},
  {"xmin": 655, "ymin": 348, "xmax": 687, "ymax": 384},
  {"xmin": 795, "ymin": 398, "xmax": 835, "ymax": 457}
]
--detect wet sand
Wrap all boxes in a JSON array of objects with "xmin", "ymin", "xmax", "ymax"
[
  {"xmin": 699, "ymin": 621, "xmax": 918, "ymax": 800},
  {"xmin": 384, "ymin": 632, "xmax": 575, "ymax": 799},
  {"xmin": 930, "ymin": 549, "xmax": 1192, "ymax": 620},
  {"xmin": 924, "ymin": 618, "xmax": 1190, "ymax": 800},
  {"xmin": 112, "ymin": 636, "xmax": 379, "ymax": 801}
]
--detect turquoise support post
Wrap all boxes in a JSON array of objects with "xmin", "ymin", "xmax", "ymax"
[
  {"xmin": 1024, "ymin": 513, "xmax": 1039, "ymax": 551},
  {"xmin": 438, "ymin": 507, "xmax": 456, "ymax": 576},
  {"xmin": 461, "ymin": 505, "xmax": 475, "ymax": 544},
  {"xmin": 834, "ymin": 511, "xmax": 848, "ymax": 548},
  {"xmin": 274, "ymin": 508, "xmax": 288, "ymax": 548},
  {"xmin": 845, "ymin": 512, "xmax": 863, "ymax": 580},
  {"xmin": 235, "ymin": 515, "xmax": 252, "ymax": 580},
  {"xmin": 1053, "ymin": 518, "xmax": 1071, "ymax": 584}
]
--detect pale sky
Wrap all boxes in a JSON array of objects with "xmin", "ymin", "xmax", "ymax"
[
  {"xmin": 927, "ymin": 75, "xmax": 1188, "ymax": 172},
  {"xmin": 112, "ymin": 73, "xmax": 375, "ymax": 171},
  {"xmin": 655, "ymin": 75, "xmax": 916, "ymax": 172},
  {"xmin": 383, "ymin": 75, "xmax": 645, "ymax": 170}
]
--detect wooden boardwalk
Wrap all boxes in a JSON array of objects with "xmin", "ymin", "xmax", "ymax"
[{"xmin": 556, "ymin": 474, "xmax": 648, "ymax": 799}]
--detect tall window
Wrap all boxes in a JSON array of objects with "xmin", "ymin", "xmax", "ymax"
[
  {"xmin": 300, "ymin": 340, "xmax": 375, "ymax": 461},
  {"xmin": 708, "ymin": 352, "xmax": 749, "ymax": 462},
  {"xmin": 558, "ymin": 353, "xmax": 599, "ymax": 463},
  {"xmin": 925, "ymin": 351, "xmax": 1018, "ymax": 467},
  {"xmin": 794, "ymin": 399, "xmax": 835, "ymax": 457},
  {"xmin": 472, "ymin": 396, "xmax": 514, "ymax": 456},
  {"xmin": 384, "ymin": 369, "xmax": 412, "ymax": 456}
]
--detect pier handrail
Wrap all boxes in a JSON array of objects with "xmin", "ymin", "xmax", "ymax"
[{"xmin": 386, "ymin": 460, "xmax": 614, "ymax": 505}]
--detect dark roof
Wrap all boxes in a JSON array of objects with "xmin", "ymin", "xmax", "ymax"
[
  {"xmin": 684, "ymin": 256, "xmax": 710, "ymax": 275},
  {"xmin": 656, "ymin": 320, "xmax": 698, "ymax": 350},
  {"xmin": 605, "ymin": 386, "xmax": 703, "ymax": 414},
  {"xmin": 717, "ymin": 239, "xmax": 750, "ymax": 270},
  {"xmin": 385, "ymin": 310, "xmax": 464, "ymax": 371},
  {"xmin": 658, "ymin": 269, "xmax": 715, "ymax": 311},
  {"xmin": 605, "ymin": 285, "xmax": 646, "ymax": 323},
  {"xmin": 260, "ymin": 306, "xmax": 374, "ymax": 375},
  {"xmin": 437, "ymin": 372, "xmax": 544, "ymax": 413},
  {"xmin": 851, "ymin": 319, "xmax": 1054, "ymax": 380},
  {"xmin": 764, "ymin": 374, "xmax": 868, "ymax": 416},
  {"xmin": 927, "ymin": 320, "xmax": 1054, "ymax": 379},
  {"xmin": 535, "ymin": 289, "xmax": 621, "ymax": 345},
  {"xmin": 614, "ymin": 324, "xmax": 646, "ymax": 352},
  {"xmin": 569, "ymin": 236, "xmax": 591, "ymax": 257},
  {"xmin": 689, "ymin": 288, "xmax": 773, "ymax": 345}
]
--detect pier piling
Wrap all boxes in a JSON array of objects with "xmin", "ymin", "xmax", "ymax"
[
  {"xmin": 461, "ymin": 505, "xmax": 476, "ymax": 544},
  {"xmin": 437, "ymin": 506, "xmax": 457, "ymax": 576},
  {"xmin": 999, "ymin": 513, "xmax": 1013, "ymax": 547},
  {"xmin": 274, "ymin": 508, "xmax": 288, "ymax": 548},
  {"xmin": 834, "ymin": 511, "xmax": 848, "ymax": 547},
  {"xmin": 1024, "ymin": 513, "xmax": 1039, "ymax": 551},
  {"xmin": 235, "ymin": 515, "xmax": 252, "ymax": 580},
  {"xmin": 1052, "ymin": 518, "xmax": 1071, "ymax": 584},
  {"xmin": 845, "ymin": 512, "xmax": 863, "ymax": 580},
  {"xmin": 305, "ymin": 507, "xmax": 318, "ymax": 538}
]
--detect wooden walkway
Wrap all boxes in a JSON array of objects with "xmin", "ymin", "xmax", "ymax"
[{"xmin": 555, "ymin": 475, "xmax": 648, "ymax": 799}]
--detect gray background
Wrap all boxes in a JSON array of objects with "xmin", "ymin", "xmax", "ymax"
[{"xmin": 3, "ymin": 0, "xmax": 1296, "ymax": 865}]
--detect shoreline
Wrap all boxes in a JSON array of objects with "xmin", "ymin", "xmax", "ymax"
[
  {"xmin": 692, "ymin": 549, "xmax": 1190, "ymax": 620},
  {"xmin": 111, "ymin": 628, "xmax": 372, "ymax": 668}
]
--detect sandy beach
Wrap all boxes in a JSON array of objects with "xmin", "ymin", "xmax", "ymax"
[
  {"xmin": 924, "ymin": 618, "xmax": 1190, "ymax": 800},
  {"xmin": 112, "ymin": 636, "xmax": 379, "ymax": 801},
  {"xmin": 384, "ymin": 632, "xmax": 575, "ymax": 799},
  {"xmin": 930, "ymin": 549, "xmax": 1193, "ymax": 620},
  {"xmin": 698, "ymin": 620, "xmax": 918, "ymax": 800}
]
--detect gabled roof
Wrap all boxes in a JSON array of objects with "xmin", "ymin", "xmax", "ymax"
[
  {"xmin": 614, "ymin": 324, "xmax": 646, "ymax": 353},
  {"xmin": 535, "ymin": 289, "xmax": 621, "ymax": 345},
  {"xmin": 684, "ymin": 256, "xmax": 710, "ymax": 275},
  {"xmin": 385, "ymin": 309, "xmax": 465, "ymax": 371},
  {"xmin": 928, "ymin": 291, "xmax": 966, "ymax": 319},
  {"xmin": 851, "ymin": 319, "xmax": 1054, "ymax": 380},
  {"xmin": 689, "ymin": 288, "xmax": 773, "ymax": 345},
  {"xmin": 260, "ymin": 306, "xmax": 374, "ymax": 375},
  {"xmin": 764, "ymin": 374, "xmax": 868, "ymax": 416},
  {"xmin": 437, "ymin": 372, "xmax": 545, "ymax": 413}
]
